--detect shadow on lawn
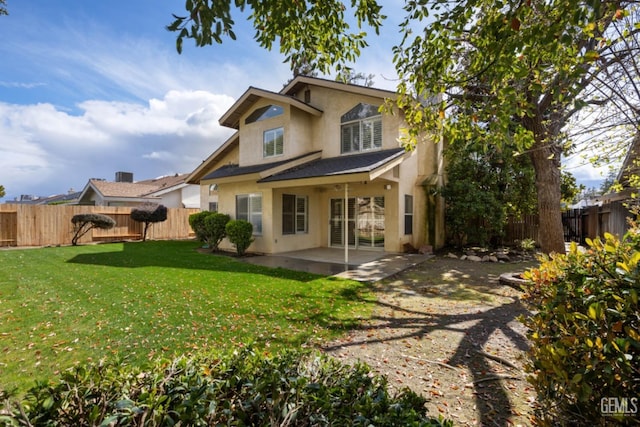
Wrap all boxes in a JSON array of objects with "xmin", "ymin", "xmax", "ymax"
[{"xmin": 66, "ymin": 241, "xmax": 332, "ymax": 283}]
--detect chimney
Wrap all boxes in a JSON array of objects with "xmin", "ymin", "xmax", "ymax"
[{"xmin": 115, "ymin": 171, "xmax": 133, "ymax": 183}]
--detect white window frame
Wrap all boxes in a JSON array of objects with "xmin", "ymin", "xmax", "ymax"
[
  {"xmin": 282, "ymin": 194, "xmax": 308, "ymax": 235},
  {"xmin": 341, "ymin": 115, "xmax": 382, "ymax": 154},
  {"xmin": 263, "ymin": 127, "xmax": 284, "ymax": 158},
  {"xmin": 236, "ymin": 193, "xmax": 262, "ymax": 235}
]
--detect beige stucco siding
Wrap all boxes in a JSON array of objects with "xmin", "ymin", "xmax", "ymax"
[
  {"xmin": 297, "ymin": 86, "xmax": 406, "ymax": 158},
  {"xmin": 238, "ymin": 100, "xmax": 288, "ymax": 166}
]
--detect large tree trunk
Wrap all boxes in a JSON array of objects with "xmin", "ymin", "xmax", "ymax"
[{"xmin": 529, "ymin": 142, "xmax": 566, "ymax": 254}]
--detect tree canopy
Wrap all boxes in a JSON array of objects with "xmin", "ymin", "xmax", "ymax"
[
  {"xmin": 0, "ymin": 185, "xmax": 5, "ymax": 199},
  {"xmin": 169, "ymin": 0, "xmax": 640, "ymax": 253}
]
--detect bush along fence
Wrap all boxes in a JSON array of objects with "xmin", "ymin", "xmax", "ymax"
[{"xmin": 0, "ymin": 204, "xmax": 199, "ymax": 247}]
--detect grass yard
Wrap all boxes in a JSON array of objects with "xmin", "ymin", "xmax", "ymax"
[{"xmin": 0, "ymin": 241, "xmax": 373, "ymax": 393}]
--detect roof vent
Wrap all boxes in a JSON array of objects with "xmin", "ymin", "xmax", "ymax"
[{"xmin": 115, "ymin": 171, "xmax": 133, "ymax": 183}]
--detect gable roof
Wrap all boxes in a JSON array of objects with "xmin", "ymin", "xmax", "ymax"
[
  {"xmin": 88, "ymin": 180, "xmax": 161, "ymax": 198},
  {"xmin": 219, "ymin": 87, "xmax": 323, "ymax": 129},
  {"xmin": 617, "ymin": 133, "xmax": 640, "ymax": 188},
  {"xmin": 281, "ymin": 75, "xmax": 398, "ymax": 99},
  {"xmin": 78, "ymin": 174, "xmax": 192, "ymax": 204},
  {"xmin": 137, "ymin": 173, "xmax": 190, "ymax": 193}
]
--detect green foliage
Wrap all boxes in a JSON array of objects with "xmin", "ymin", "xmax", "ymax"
[
  {"xmin": 225, "ymin": 219, "xmax": 254, "ymax": 256},
  {"xmin": 442, "ymin": 143, "xmax": 536, "ymax": 247},
  {"xmin": 167, "ymin": 0, "xmax": 385, "ymax": 76},
  {"xmin": 520, "ymin": 230, "xmax": 640, "ymax": 424},
  {"xmin": 203, "ymin": 212, "xmax": 230, "ymax": 251},
  {"xmin": 519, "ymin": 238, "xmax": 536, "ymax": 252},
  {"xmin": 0, "ymin": 184, "xmax": 5, "ymax": 198},
  {"xmin": 70, "ymin": 213, "xmax": 116, "ymax": 246},
  {"xmin": 188, "ymin": 211, "xmax": 211, "ymax": 243},
  {"xmin": 0, "ymin": 347, "xmax": 451, "ymax": 426},
  {"xmin": 560, "ymin": 172, "xmax": 584, "ymax": 205},
  {"xmin": 188, "ymin": 211, "xmax": 230, "ymax": 250},
  {"xmin": 130, "ymin": 203, "xmax": 168, "ymax": 242}
]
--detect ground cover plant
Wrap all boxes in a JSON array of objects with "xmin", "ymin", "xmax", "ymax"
[
  {"xmin": 1, "ymin": 347, "xmax": 451, "ymax": 426},
  {"xmin": 0, "ymin": 241, "xmax": 373, "ymax": 393}
]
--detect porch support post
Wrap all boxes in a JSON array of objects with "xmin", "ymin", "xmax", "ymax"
[{"xmin": 344, "ymin": 183, "xmax": 349, "ymax": 265}]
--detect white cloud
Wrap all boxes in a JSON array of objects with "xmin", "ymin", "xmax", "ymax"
[{"xmin": 0, "ymin": 90, "xmax": 236, "ymax": 200}]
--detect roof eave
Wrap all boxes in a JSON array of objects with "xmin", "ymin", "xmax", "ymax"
[{"xmin": 219, "ymin": 87, "xmax": 322, "ymax": 129}]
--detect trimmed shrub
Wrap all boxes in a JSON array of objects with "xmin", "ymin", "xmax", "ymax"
[
  {"xmin": 203, "ymin": 212, "xmax": 230, "ymax": 251},
  {"xmin": 0, "ymin": 347, "xmax": 451, "ymax": 426},
  {"xmin": 70, "ymin": 213, "xmax": 116, "ymax": 245},
  {"xmin": 188, "ymin": 211, "xmax": 211, "ymax": 244},
  {"xmin": 130, "ymin": 203, "xmax": 168, "ymax": 241},
  {"xmin": 188, "ymin": 211, "xmax": 230, "ymax": 251},
  {"xmin": 520, "ymin": 230, "xmax": 640, "ymax": 425},
  {"xmin": 225, "ymin": 219, "xmax": 254, "ymax": 256}
]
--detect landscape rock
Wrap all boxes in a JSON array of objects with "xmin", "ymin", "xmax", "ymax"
[
  {"xmin": 496, "ymin": 253, "xmax": 511, "ymax": 262},
  {"xmin": 467, "ymin": 255, "xmax": 482, "ymax": 262}
]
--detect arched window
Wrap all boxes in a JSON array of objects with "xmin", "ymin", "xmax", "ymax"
[
  {"xmin": 208, "ymin": 184, "xmax": 218, "ymax": 195},
  {"xmin": 341, "ymin": 103, "xmax": 382, "ymax": 154}
]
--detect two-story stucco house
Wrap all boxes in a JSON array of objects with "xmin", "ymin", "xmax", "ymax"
[{"xmin": 187, "ymin": 76, "xmax": 444, "ymax": 255}]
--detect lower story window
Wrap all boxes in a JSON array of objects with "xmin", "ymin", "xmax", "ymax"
[
  {"xmin": 208, "ymin": 201, "xmax": 218, "ymax": 212},
  {"xmin": 282, "ymin": 194, "xmax": 308, "ymax": 234},
  {"xmin": 236, "ymin": 193, "xmax": 262, "ymax": 234},
  {"xmin": 404, "ymin": 194, "xmax": 413, "ymax": 235}
]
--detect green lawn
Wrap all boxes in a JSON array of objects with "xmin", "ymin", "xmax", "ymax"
[{"xmin": 0, "ymin": 241, "xmax": 373, "ymax": 392}]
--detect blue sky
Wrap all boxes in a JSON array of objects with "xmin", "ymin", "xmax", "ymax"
[{"xmin": 0, "ymin": 1, "xmax": 603, "ymax": 201}]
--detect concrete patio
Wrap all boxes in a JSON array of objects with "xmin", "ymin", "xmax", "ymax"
[{"xmin": 239, "ymin": 247, "xmax": 432, "ymax": 282}]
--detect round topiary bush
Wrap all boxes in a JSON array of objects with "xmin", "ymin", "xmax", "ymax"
[
  {"xmin": 0, "ymin": 347, "xmax": 452, "ymax": 426},
  {"xmin": 520, "ymin": 230, "xmax": 639, "ymax": 425},
  {"xmin": 225, "ymin": 219, "xmax": 254, "ymax": 256}
]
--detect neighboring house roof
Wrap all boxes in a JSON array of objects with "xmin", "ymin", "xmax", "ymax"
[
  {"xmin": 10, "ymin": 192, "xmax": 81, "ymax": 205},
  {"xmin": 617, "ymin": 133, "xmax": 640, "ymax": 188},
  {"xmin": 259, "ymin": 148, "xmax": 406, "ymax": 182},
  {"xmin": 78, "ymin": 173, "xmax": 193, "ymax": 205},
  {"xmin": 137, "ymin": 173, "xmax": 190, "ymax": 192},
  {"xmin": 89, "ymin": 180, "xmax": 161, "ymax": 198}
]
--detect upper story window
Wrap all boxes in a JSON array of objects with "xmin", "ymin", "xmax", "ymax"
[
  {"xmin": 245, "ymin": 105, "xmax": 283, "ymax": 124},
  {"xmin": 208, "ymin": 184, "xmax": 218, "ymax": 195},
  {"xmin": 264, "ymin": 127, "xmax": 284, "ymax": 158},
  {"xmin": 341, "ymin": 103, "xmax": 382, "ymax": 154}
]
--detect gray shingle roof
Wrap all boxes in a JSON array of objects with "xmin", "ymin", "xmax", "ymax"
[
  {"xmin": 259, "ymin": 148, "xmax": 405, "ymax": 183},
  {"xmin": 202, "ymin": 152, "xmax": 321, "ymax": 180}
]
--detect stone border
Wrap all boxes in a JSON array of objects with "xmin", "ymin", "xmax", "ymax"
[{"xmin": 498, "ymin": 272, "xmax": 528, "ymax": 290}]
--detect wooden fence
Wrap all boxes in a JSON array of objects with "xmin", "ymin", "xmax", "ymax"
[
  {"xmin": 479, "ymin": 201, "xmax": 634, "ymax": 247},
  {"xmin": 563, "ymin": 201, "xmax": 634, "ymax": 244},
  {"xmin": 0, "ymin": 204, "xmax": 199, "ymax": 247}
]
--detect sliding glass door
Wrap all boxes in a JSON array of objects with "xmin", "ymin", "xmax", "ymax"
[{"xmin": 330, "ymin": 197, "xmax": 384, "ymax": 249}]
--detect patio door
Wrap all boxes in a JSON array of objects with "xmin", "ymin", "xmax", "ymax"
[{"xmin": 330, "ymin": 197, "xmax": 384, "ymax": 249}]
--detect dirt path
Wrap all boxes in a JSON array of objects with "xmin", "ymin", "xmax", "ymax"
[{"xmin": 323, "ymin": 256, "xmax": 538, "ymax": 426}]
